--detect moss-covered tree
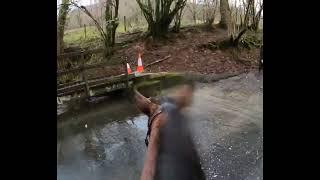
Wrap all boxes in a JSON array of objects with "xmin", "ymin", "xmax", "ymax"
[
  {"xmin": 203, "ymin": 0, "xmax": 218, "ymax": 27},
  {"xmin": 71, "ymin": 0, "xmax": 119, "ymax": 56},
  {"xmin": 219, "ymin": 0, "xmax": 247, "ymax": 47},
  {"xmin": 136, "ymin": 0, "xmax": 187, "ymax": 38},
  {"xmin": 242, "ymin": 0, "xmax": 263, "ymax": 31},
  {"xmin": 219, "ymin": 0, "xmax": 231, "ymax": 30},
  {"xmin": 57, "ymin": 0, "xmax": 71, "ymax": 55},
  {"xmin": 173, "ymin": 7, "xmax": 184, "ymax": 33}
]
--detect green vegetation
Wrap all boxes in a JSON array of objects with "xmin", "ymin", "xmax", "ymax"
[
  {"xmin": 64, "ymin": 26, "xmax": 100, "ymax": 45},
  {"xmin": 64, "ymin": 23, "xmax": 145, "ymax": 45},
  {"xmin": 63, "ymin": 21, "xmax": 200, "ymax": 46}
]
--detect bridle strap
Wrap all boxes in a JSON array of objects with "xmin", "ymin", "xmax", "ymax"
[{"xmin": 145, "ymin": 107, "xmax": 163, "ymax": 147}]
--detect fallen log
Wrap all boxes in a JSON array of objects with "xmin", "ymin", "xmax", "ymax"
[{"xmin": 145, "ymin": 55, "xmax": 171, "ymax": 68}]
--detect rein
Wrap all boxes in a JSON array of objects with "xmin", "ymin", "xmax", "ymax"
[
  {"xmin": 145, "ymin": 106, "xmax": 163, "ymax": 146},
  {"xmin": 144, "ymin": 97, "xmax": 176, "ymax": 147}
]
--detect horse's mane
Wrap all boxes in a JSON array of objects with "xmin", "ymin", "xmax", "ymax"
[{"xmin": 155, "ymin": 99, "xmax": 206, "ymax": 180}]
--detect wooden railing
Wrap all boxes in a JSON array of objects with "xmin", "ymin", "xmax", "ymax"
[
  {"xmin": 57, "ymin": 48, "xmax": 104, "ymax": 59},
  {"xmin": 57, "ymin": 48, "xmax": 128, "ymax": 97}
]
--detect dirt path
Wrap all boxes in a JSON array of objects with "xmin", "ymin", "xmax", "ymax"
[{"xmin": 122, "ymin": 27, "xmax": 259, "ymax": 72}]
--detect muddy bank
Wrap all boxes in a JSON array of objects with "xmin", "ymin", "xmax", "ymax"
[{"xmin": 80, "ymin": 26, "xmax": 261, "ymax": 80}]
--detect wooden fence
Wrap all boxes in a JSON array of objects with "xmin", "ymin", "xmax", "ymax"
[{"xmin": 57, "ymin": 48, "xmax": 129, "ymax": 97}]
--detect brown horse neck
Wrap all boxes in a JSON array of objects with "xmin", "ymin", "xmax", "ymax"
[{"xmin": 140, "ymin": 114, "xmax": 167, "ymax": 180}]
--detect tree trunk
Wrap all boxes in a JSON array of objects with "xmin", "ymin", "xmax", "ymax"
[
  {"xmin": 206, "ymin": 18, "xmax": 214, "ymax": 27},
  {"xmin": 136, "ymin": 0, "xmax": 187, "ymax": 38},
  {"xmin": 203, "ymin": 10, "xmax": 205, "ymax": 22},
  {"xmin": 57, "ymin": 0, "xmax": 70, "ymax": 56},
  {"xmin": 84, "ymin": 24, "xmax": 87, "ymax": 39},
  {"xmin": 204, "ymin": 0, "xmax": 218, "ymax": 28},
  {"xmin": 77, "ymin": 9, "xmax": 82, "ymax": 28},
  {"xmin": 232, "ymin": 28, "xmax": 247, "ymax": 46},
  {"xmin": 173, "ymin": 8, "xmax": 184, "ymax": 33},
  {"xmin": 72, "ymin": 2, "xmax": 109, "ymax": 56},
  {"xmin": 105, "ymin": 1, "xmax": 112, "ymax": 45},
  {"xmin": 243, "ymin": 1, "xmax": 250, "ymax": 27},
  {"xmin": 124, "ymin": 16, "xmax": 127, "ymax": 32},
  {"xmin": 192, "ymin": 0, "xmax": 197, "ymax": 24},
  {"xmin": 250, "ymin": 0, "xmax": 256, "ymax": 27},
  {"xmin": 243, "ymin": 0, "xmax": 255, "ymax": 29},
  {"xmin": 219, "ymin": 0, "xmax": 231, "ymax": 30},
  {"xmin": 252, "ymin": 3, "xmax": 263, "ymax": 31},
  {"xmin": 111, "ymin": 0, "xmax": 119, "ymax": 45},
  {"xmin": 150, "ymin": 21, "xmax": 171, "ymax": 38},
  {"xmin": 104, "ymin": 1, "xmax": 113, "ymax": 56}
]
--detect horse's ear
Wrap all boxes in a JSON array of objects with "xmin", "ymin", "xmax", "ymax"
[
  {"xmin": 170, "ymin": 84, "xmax": 194, "ymax": 109},
  {"xmin": 134, "ymin": 89, "xmax": 158, "ymax": 117}
]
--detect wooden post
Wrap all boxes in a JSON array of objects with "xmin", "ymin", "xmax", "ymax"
[
  {"xmin": 82, "ymin": 69, "xmax": 90, "ymax": 97},
  {"xmin": 124, "ymin": 16, "xmax": 127, "ymax": 32},
  {"xmin": 203, "ymin": 10, "xmax": 205, "ymax": 23},
  {"xmin": 123, "ymin": 57, "xmax": 134, "ymax": 100},
  {"xmin": 124, "ymin": 58, "xmax": 129, "ymax": 89},
  {"xmin": 81, "ymin": 53, "xmax": 90, "ymax": 97},
  {"xmin": 84, "ymin": 24, "xmax": 87, "ymax": 40}
]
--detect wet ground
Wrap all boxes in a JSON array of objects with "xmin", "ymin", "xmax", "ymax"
[{"xmin": 57, "ymin": 71, "xmax": 263, "ymax": 180}]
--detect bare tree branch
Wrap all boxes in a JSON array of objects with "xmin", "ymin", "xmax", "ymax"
[
  {"xmin": 70, "ymin": 1, "xmax": 107, "ymax": 42},
  {"xmin": 136, "ymin": 0, "xmax": 187, "ymax": 38}
]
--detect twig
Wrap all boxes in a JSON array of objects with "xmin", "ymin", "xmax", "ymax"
[{"xmin": 145, "ymin": 55, "xmax": 171, "ymax": 68}]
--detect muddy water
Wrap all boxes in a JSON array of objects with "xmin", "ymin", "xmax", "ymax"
[{"xmin": 57, "ymin": 72, "xmax": 263, "ymax": 180}]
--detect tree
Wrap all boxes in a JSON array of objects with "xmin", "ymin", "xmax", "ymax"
[
  {"xmin": 136, "ymin": 0, "xmax": 187, "ymax": 38},
  {"xmin": 173, "ymin": 7, "xmax": 184, "ymax": 33},
  {"xmin": 202, "ymin": 0, "xmax": 218, "ymax": 27},
  {"xmin": 251, "ymin": 0, "xmax": 263, "ymax": 31},
  {"xmin": 76, "ymin": 9, "xmax": 82, "ymax": 28},
  {"xmin": 99, "ymin": 1, "xmax": 105, "ymax": 28},
  {"xmin": 105, "ymin": 0, "xmax": 119, "ymax": 46},
  {"xmin": 71, "ymin": 0, "xmax": 119, "ymax": 56},
  {"xmin": 220, "ymin": 0, "xmax": 247, "ymax": 47},
  {"xmin": 57, "ymin": 0, "xmax": 71, "ymax": 56},
  {"xmin": 187, "ymin": 0, "xmax": 198, "ymax": 25},
  {"xmin": 241, "ymin": 0, "xmax": 263, "ymax": 31},
  {"xmin": 243, "ymin": 0, "xmax": 254, "ymax": 28},
  {"xmin": 219, "ymin": 0, "xmax": 231, "ymax": 30}
]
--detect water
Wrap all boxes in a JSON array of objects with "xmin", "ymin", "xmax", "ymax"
[{"xmin": 57, "ymin": 72, "xmax": 263, "ymax": 180}]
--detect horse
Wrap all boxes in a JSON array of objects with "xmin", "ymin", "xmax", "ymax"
[{"xmin": 134, "ymin": 84, "xmax": 206, "ymax": 180}]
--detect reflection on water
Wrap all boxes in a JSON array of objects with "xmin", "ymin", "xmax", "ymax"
[
  {"xmin": 130, "ymin": 115, "xmax": 148, "ymax": 131},
  {"xmin": 57, "ymin": 97, "xmax": 149, "ymax": 180}
]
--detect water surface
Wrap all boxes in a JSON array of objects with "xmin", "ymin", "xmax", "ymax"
[{"xmin": 57, "ymin": 72, "xmax": 263, "ymax": 180}]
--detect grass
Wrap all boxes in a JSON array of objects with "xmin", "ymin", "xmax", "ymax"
[
  {"xmin": 64, "ymin": 23, "xmax": 138, "ymax": 45},
  {"xmin": 64, "ymin": 21, "xmax": 191, "ymax": 46},
  {"xmin": 64, "ymin": 26, "xmax": 100, "ymax": 45},
  {"xmin": 64, "ymin": 21, "xmax": 262, "ymax": 46}
]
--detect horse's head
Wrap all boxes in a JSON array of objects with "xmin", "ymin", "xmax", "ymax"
[
  {"xmin": 134, "ymin": 84, "xmax": 205, "ymax": 180},
  {"xmin": 134, "ymin": 84, "xmax": 194, "ymax": 118}
]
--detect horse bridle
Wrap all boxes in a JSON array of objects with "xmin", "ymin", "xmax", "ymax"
[
  {"xmin": 144, "ymin": 97, "xmax": 177, "ymax": 147},
  {"xmin": 145, "ymin": 106, "xmax": 163, "ymax": 146}
]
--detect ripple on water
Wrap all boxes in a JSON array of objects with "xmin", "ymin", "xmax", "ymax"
[{"xmin": 131, "ymin": 115, "xmax": 148, "ymax": 131}]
